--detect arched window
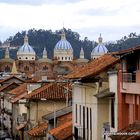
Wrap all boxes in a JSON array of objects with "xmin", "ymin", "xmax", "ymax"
[
  {"xmin": 24, "ymin": 66, "xmax": 29, "ymax": 71},
  {"xmin": 42, "ymin": 66, "xmax": 48, "ymax": 71},
  {"xmin": 5, "ymin": 65, "xmax": 10, "ymax": 72}
]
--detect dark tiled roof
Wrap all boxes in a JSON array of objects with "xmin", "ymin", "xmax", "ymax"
[
  {"xmin": 28, "ymin": 122, "xmax": 48, "ymax": 137},
  {"xmin": 25, "ymin": 83, "xmax": 72, "ymax": 100},
  {"xmin": 42, "ymin": 106, "xmax": 72, "ymax": 121},
  {"xmin": 0, "ymin": 75, "xmax": 24, "ymax": 84},
  {"xmin": 0, "ymin": 82, "xmax": 19, "ymax": 92},
  {"xmin": 65, "ymin": 54, "xmax": 119, "ymax": 79}
]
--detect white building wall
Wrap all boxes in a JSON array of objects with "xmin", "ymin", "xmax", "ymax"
[
  {"xmin": 73, "ymin": 83, "xmax": 97, "ymax": 140},
  {"xmin": 108, "ymin": 71, "xmax": 118, "ymax": 131}
]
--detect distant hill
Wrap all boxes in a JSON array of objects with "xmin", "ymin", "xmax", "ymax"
[{"xmin": 1, "ymin": 29, "xmax": 140, "ymax": 59}]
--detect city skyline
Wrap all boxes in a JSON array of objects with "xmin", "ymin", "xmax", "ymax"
[{"xmin": 0, "ymin": 0, "xmax": 140, "ymax": 42}]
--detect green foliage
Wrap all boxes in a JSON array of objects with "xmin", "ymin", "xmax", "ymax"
[
  {"xmin": 5, "ymin": 28, "xmax": 93, "ymax": 59},
  {"xmin": 1, "ymin": 30, "xmax": 140, "ymax": 60}
]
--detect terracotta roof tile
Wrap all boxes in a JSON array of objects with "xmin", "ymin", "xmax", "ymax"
[
  {"xmin": 112, "ymin": 45, "xmax": 140, "ymax": 55},
  {"xmin": 110, "ymin": 121, "xmax": 140, "ymax": 140},
  {"xmin": 9, "ymin": 83, "xmax": 27, "ymax": 95},
  {"xmin": 10, "ymin": 83, "xmax": 28, "ymax": 103},
  {"xmin": 57, "ymin": 113, "xmax": 72, "ymax": 126},
  {"xmin": 28, "ymin": 122, "xmax": 48, "ymax": 137},
  {"xmin": 25, "ymin": 83, "xmax": 72, "ymax": 100},
  {"xmin": 49, "ymin": 121, "xmax": 72, "ymax": 140},
  {"xmin": 65, "ymin": 54, "xmax": 119, "ymax": 79}
]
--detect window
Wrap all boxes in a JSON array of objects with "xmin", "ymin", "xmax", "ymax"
[
  {"xmin": 43, "ymin": 66, "xmax": 48, "ymax": 71},
  {"xmin": 74, "ymin": 127, "xmax": 78, "ymax": 140},
  {"xmin": 75, "ymin": 104, "xmax": 77, "ymax": 123},
  {"xmin": 25, "ymin": 57, "xmax": 28, "ymax": 59},
  {"xmin": 87, "ymin": 107, "xmax": 89, "ymax": 140},
  {"xmin": 24, "ymin": 66, "xmax": 29, "ymax": 71},
  {"xmin": 111, "ymin": 98, "xmax": 115, "ymax": 128},
  {"xmin": 79, "ymin": 105, "xmax": 81, "ymax": 125},
  {"xmin": 90, "ymin": 108, "xmax": 92, "ymax": 139},
  {"xmin": 5, "ymin": 65, "xmax": 10, "ymax": 72},
  {"xmin": 83, "ymin": 106, "xmax": 85, "ymax": 139}
]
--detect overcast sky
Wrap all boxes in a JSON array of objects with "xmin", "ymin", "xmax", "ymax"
[{"xmin": 0, "ymin": 0, "xmax": 140, "ymax": 42}]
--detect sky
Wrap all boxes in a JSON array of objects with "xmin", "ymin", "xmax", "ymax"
[{"xmin": 0, "ymin": 0, "xmax": 140, "ymax": 42}]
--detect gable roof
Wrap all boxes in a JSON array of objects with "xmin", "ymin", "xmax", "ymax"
[
  {"xmin": 25, "ymin": 83, "xmax": 72, "ymax": 100},
  {"xmin": 0, "ymin": 82, "xmax": 19, "ymax": 92},
  {"xmin": 0, "ymin": 75, "xmax": 24, "ymax": 84},
  {"xmin": 65, "ymin": 54, "xmax": 119, "ymax": 79}
]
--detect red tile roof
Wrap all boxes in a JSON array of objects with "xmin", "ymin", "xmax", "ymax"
[
  {"xmin": 65, "ymin": 54, "xmax": 119, "ymax": 79},
  {"xmin": 49, "ymin": 120, "xmax": 72, "ymax": 140},
  {"xmin": 112, "ymin": 45, "xmax": 140, "ymax": 55},
  {"xmin": 10, "ymin": 83, "xmax": 28, "ymax": 103},
  {"xmin": 9, "ymin": 83, "xmax": 27, "ymax": 95},
  {"xmin": 57, "ymin": 113, "xmax": 72, "ymax": 126},
  {"xmin": 110, "ymin": 121, "xmax": 140, "ymax": 140},
  {"xmin": 28, "ymin": 122, "xmax": 48, "ymax": 137},
  {"xmin": 25, "ymin": 83, "xmax": 72, "ymax": 100}
]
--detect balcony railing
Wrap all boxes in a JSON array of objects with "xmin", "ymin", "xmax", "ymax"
[{"xmin": 122, "ymin": 72, "xmax": 136, "ymax": 83}]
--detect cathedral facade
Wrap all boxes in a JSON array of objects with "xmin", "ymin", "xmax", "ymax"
[{"xmin": 0, "ymin": 30, "xmax": 108, "ymax": 81}]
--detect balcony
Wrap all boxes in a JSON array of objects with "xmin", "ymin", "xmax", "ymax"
[{"xmin": 121, "ymin": 71, "xmax": 140, "ymax": 94}]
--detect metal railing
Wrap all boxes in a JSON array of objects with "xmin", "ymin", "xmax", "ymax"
[{"xmin": 122, "ymin": 72, "xmax": 136, "ymax": 83}]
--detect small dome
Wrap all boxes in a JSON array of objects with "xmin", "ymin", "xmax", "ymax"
[
  {"xmin": 91, "ymin": 34, "xmax": 108, "ymax": 59},
  {"xmin": 17, "ymin": 34, "xmax": 36, "ymax": 60}
]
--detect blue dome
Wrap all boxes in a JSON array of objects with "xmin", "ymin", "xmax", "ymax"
[
  {"xmin": 18, "ymin": 44, "xmax": 35, "ymax": 54},
  {"xmin": 17, "ymin": 34, "xmax": 35, "ymax": 55},
  {"xmin": 92, "ymin": 44, "xmax": 108, "ymax": 54},
  {"xmin": 54, "ymin": 28, "xmax": 73, "ymax": 51},
  {"xmin": 92, "ymin": 34, "xmax": 108, "ymax": 54},
  {"xmin": 17, "ymin": 34, "xmax": 36, "ymax": 60},
  {"xmin": 55, "ymin": 40, "xmax": 72, "ymax": 50}
]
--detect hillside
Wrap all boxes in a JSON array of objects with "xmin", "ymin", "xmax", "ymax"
[{"xmin": 1, "ymin": 29, "xmax": 140, "ymax": 59}]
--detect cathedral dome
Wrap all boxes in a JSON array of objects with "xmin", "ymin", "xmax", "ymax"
[
  {"xmin": 54, "ymin": 28, "xmax": 73, "ymax": 61},
  {"xmin": 17, "ymin": 34, "xmax": 36, "ymax": 60},
  {"xmin": 91, "ymin": 34, "xmax": 108, "ymax": 59},
  {"xmin": 54, "ymin": 29, "xmax": 72, "ymax": 51}
]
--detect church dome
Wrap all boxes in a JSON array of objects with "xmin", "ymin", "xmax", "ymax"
[
  {"xmin": 54, "ymin": 29, "xmax": 72, "ymax": 51},
  {"xmin": 17, "ymin": 34, "xmax": 36, "ymax": 60},
  {"xmin": 54, "ymin": 28, "xmax": 73, "ymax": 61},
  {"xmin": 91, "ymin": 34, "xmax": 108, "ymax": 59}
]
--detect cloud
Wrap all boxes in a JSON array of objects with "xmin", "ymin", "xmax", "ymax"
[
  {"xmin": 76, "ymin": 8, "xmax": 120, "ymax": 16},
  {"xmin": 0, "ymin": 0, "xmax": 82, "ymax": 5}
]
